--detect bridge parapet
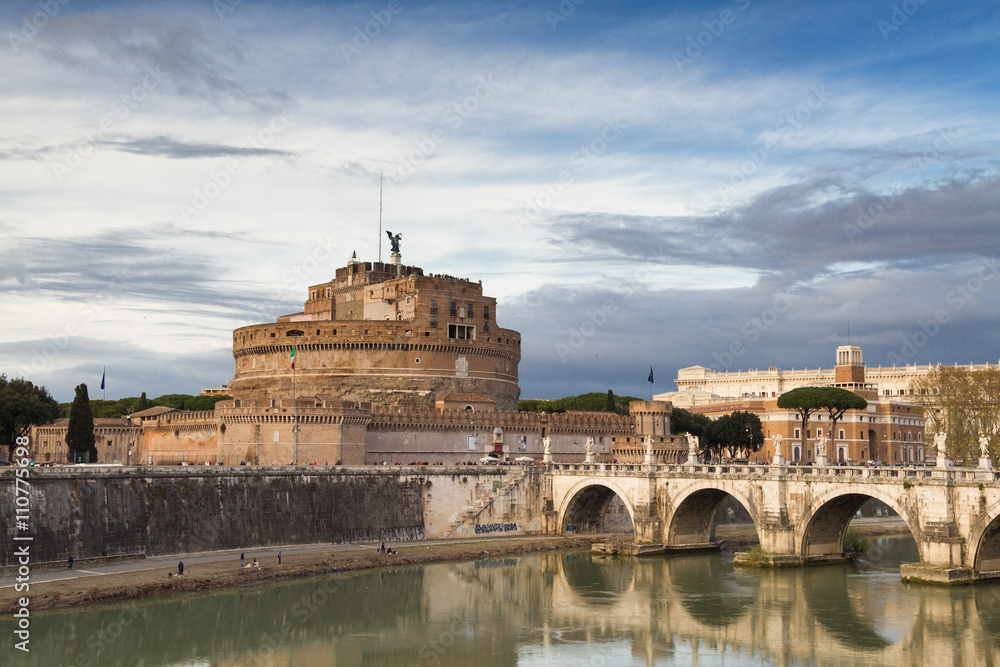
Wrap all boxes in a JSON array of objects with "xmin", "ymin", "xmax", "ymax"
[
  {"xmin": 547, "ymin": 462, "xmax": 999, "ymax": 484},
  {"xmin": 545, "ymin": 461, "xmax": 1000, "ymax": 583}
]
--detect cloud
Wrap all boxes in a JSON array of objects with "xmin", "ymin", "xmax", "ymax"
[
  {"xmin": 0, "ymin": 337, "xmax": 232, "ymax": 402},
  {"xmin": 31, "ymin": 8, "xmax": 295, "ymax": 116},
  {"xmin": 0, "ymin": 134, "xmax": 296, "ymax": 162},
  {"xmin": 537, "ymin": 172, "xmax": 1000, "ymax": 277}
]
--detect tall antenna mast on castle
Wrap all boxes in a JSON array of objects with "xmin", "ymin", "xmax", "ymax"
[{"xmin": 378, "ymin": 171, "xmax": 383, "ymax": 263}]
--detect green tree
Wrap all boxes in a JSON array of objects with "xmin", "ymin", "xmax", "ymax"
[
  {"xmin": 151, "ymin": 393, "xmax": 193, "ymax": 409},
  {"xmin": 137, "ymin": 392, "xmax": 148, "ymax": 411},
  {"xmin": 817, "ymin": 387, "xmax": 868, "ymax": 454},
  {"xmin": 182, "ymin": 395, "xmax": 232, "ymax": 411},
  {"xmin": 910, "ymin": 366, "xmax": 1000, "ymax": 462},
  {"xmin": 777, "ymin": 386, "xmax": 867, "ymax": 462},
  {"xmin": 709, "ymin": 411, "xmax": 764, "ymax": 460},
  {"xmin": 672, "ymin": 408, "xmax": 712, "ymax": 437},
  {"xmin": 66, "ymin": 383, "xmax": 96, "ymax": 463},
  {"xmin": 0, "ymin": 375, "xmax": 61, "ymax": 460},
  {"xmin": 606, "ymin": 389, "xmax": 615, "ymax": 412}
]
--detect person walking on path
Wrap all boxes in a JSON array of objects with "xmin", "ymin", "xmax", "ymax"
[
  {"xmin": 240, "ymin": 553, "xmax": 245, "ymax": 567},
  {"xmin": 178, "ymin": 561, "xmax": 184, "ymax": 576},
  {"xmin": 277, "ymin": 551, "xmax": 282, "ymax": 565},
  {"xmin": 68, "ymin": 555, "xmax": 73, "ymax": 569}
]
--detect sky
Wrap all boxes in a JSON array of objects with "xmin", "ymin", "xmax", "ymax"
[{"xmin": 1, "ymin": 0, "xmax": 998, "ymax": 403}]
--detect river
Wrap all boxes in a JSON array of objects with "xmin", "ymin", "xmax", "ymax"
[{"xmin": 3, "ymin": 536, "xmax": 1000, "ymax": 666}]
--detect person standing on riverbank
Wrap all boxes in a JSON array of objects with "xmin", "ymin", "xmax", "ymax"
[
  {"xmin": 278, "ymin": 551, "xmax": 281, "ymax": 565},
  {"xmin": 178, "ymin": 561, "xmax": 184, "ymax": 576},
  {"xmin": 68, "ymin": 555, "xmax": 73, "ymax": 569},
  {"xmin": 240, "ymin": 553, "xmax": 245, "ymax": 567}
]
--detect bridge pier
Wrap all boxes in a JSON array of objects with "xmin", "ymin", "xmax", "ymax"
[
  {"xmin": 547, "ymin": 462, "xmax": 1000, "ymax": 584},
  {"xmin": 632, "ymin": 502, "xmax": 662, "ymax": 543}
]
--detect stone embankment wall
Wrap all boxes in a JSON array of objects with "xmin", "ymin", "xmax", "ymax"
[
  {"xmin": 447, "ymin": 466, "xmax": 552, "ymax": 538},
  {"xmin": 0, "ymin": 467, "xmax": 541, "ymax": 567}
]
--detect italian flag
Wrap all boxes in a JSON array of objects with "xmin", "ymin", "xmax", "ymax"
[{"xmin": 291, "ymin": 345, "xmax": 296, "ymax": 369}]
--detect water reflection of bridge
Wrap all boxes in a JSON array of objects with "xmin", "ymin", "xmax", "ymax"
[
  {"xmin": 544, "ymin": 462, "xmax": 1000, "ymax": 582},
  {"xmin": 6, "ymin": 546, "xmax": 999, "ymax": 666}
]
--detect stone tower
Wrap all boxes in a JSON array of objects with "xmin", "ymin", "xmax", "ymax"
[{"xmin": 630, "ymin": 401, "xmax": 672, "ymax": 437}]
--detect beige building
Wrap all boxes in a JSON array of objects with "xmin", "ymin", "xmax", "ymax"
[
  {"xmin": 32, "ymin": 417, "xmax": 141, "ymax": 464},
  {"xmin": 666, "ymin": 347, "xmax": 1000, "ymax": 405},
  {"xmin": 678, "ymin": 347, "xmax": 926, "ymax": 465}
]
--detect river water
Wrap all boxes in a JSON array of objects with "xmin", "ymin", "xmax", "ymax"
[{"xmin": 4, "ymin": 536, "xmax": 1000, "ymax": 666}]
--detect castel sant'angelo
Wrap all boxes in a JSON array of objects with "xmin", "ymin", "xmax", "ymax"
[
  {"xmin": 231, "ymin": 250, "xmax": 521, "ymax": 410},
  {"xmin": 35, "ymin": 240, "xmax": 685, "ymax": 466}
]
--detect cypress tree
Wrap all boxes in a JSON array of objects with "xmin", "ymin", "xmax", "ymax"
[
  {"xmin": 66, "ymin": 383, "xmax": 96, "ymax": 462},
  {"xmin": 137, "ymin": 392, "xmax": 148, "ymax": 412},
  {"xmin": 606, "ymin": 389, "xmax": 615, "ymax": 413}
]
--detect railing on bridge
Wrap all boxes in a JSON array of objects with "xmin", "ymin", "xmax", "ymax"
[{"xmin": 545, "ymin": 461, "xmax": 999, "ymax": 481}]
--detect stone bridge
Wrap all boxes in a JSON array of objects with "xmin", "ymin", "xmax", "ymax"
[{"xmin": 544, "ymin": 462, "xmax": 1000, "ymax": 584}]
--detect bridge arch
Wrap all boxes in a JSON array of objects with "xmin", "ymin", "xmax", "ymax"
[
  {"xmin": 795, "ymin": 486, "xmax": 919, "ymax": 559},
  {"xmin": 557, "ymin": 478, "xmax": 636, "ymax": 534},
  {"xmin": 967, "ymin": 501, "xmax": 1000, "ymax": 573},
  {"xmin": 666, "ymin": 483, "xmax": 760, "ymax": 546}
]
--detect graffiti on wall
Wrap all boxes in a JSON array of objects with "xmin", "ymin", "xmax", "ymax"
[
  {"xmin": 332, "ymin": 525, "xmax": 426, "ymax": 544},
  {"xmin": 474, "ymin": 522, "xmax": 518, "ymax": 535}
]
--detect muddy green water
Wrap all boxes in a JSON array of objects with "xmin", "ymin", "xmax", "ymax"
[{"xmin": 3, "ymin": 537, "xmax": 1000, "ymax": 666}]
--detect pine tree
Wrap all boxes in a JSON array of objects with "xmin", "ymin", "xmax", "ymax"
[{"xmin": 66, "ymin": 383, "xmax": 96, "ymax": 462}]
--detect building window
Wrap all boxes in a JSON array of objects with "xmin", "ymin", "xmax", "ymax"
[
  {"xmin": 839, "ymin": 429, "xmax": 845, "ymax": 439},
  {"xmin": 448, "ymin": 324, "xmax": 475, "ymax": 340},
  {"xmin": 430, "ymin": 300, "xmax": 437, "ymax": 313},
  {"xmin": 469, "ymin": 303, "xmax": 475, "ymax": 317},
  {"xmin": 484, "ymin": 305, "xmax": 490, "ymax": 319},
  {"xmin": 794, "ymin": 428, "xmax": 800, "ymax": 439},
  {"xmin": 430, "ymin": 315, "xmax": 437, "ymax": 327},
  {"xmin": 450, "ymin": 302, "xmax": 457, "ymax": 315}
]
